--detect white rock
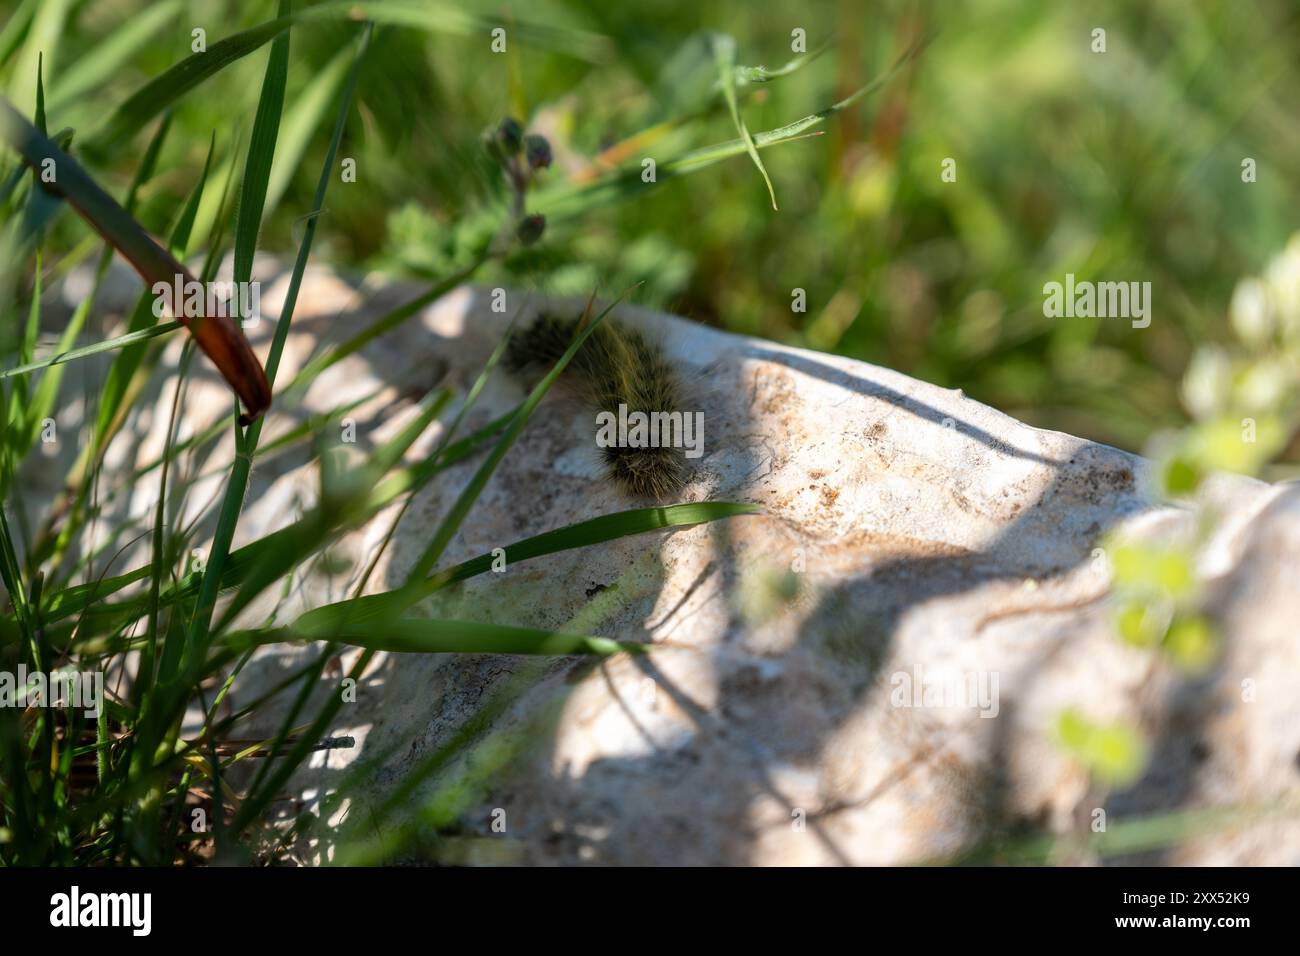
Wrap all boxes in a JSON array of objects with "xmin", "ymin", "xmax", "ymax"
[{"xmin": 31, "ymin": 265, "xmax": 1300, "ymax": 865}]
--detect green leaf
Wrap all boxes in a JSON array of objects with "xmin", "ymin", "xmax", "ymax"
[
  {"xmin": 33, "ymin": 51, "xmax": 44, "ymax": 133},
  {"xmin": 1055, "ymin": 708, "xmax": 1148, "ymax": 787},
  {"xmin": 87, "ymin": 2, "xmax": 611, "ymax": 153},
  {"xmin": 1160, "ymin": 454, "xmax": 1202, "ymax": 497},
  {"xmin": 294, "ymin": 501, "xmax": 759, "ymax": 634},
  {"xmin": 712, "ymin": 33, "xmax": 777, "ymax": 210},
  {"xmin": 8, "ymin": 0, "xmax": 68, "ymax": 119},
  {"xmin": 233, "ymin": 0, "xmax": 291, "ymax": 290},
  {"xmin": 47, "ymin": 1, "xmax": 183, "ymax": 113},
  {"xmin": 9, "ymin": 249, "xmax": 40, "ymax": 449},
  {"xmin": 1188, "ymin": 414, "xmax": 1287, "ymax": 477},
  {"xmin": 0, "ymin": 322, "xmax": 183, "ymax": 380},
  {"xmin": 86, "ymin": 16, "xmax": 294, "ymax": 153},
  {"xmin": 0, "ymin": 0, "xmax": 38, "ymax": 70},
  {"xmin": 532, "ymin": 43, "xmax": 920, "ymax": 224},
  {"xmin": 263, "ymin": 40, "xmax": 352, "ymax": 217},
  {"xmin": 1114, "ymin": 600, "xmax": 1167, "ymax": 648},
  {"xmin": 1162, "ymin": 615, "xmax": 1219, "ymax": 672},
  {"xmin": 241, "ymin": 618, "xmax": 641, "ymax": 657},
  {"xmin": 729, "ymin": 40, "xmax": 829, "ymax": 86}
]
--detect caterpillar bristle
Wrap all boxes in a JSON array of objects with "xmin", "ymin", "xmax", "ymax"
[
  {"xmin": 506, "ymin": 311, "xmax": 689, "ymax": 499},
  {"xmin": 602, "ymin": 444, "xmax": 686, "ymax": 499}
]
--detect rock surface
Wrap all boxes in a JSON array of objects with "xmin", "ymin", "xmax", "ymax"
[{"xmin": 35, "ymin": 263, "xmax": 1300, "ymax": 864}]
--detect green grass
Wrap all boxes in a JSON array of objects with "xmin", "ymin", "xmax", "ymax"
[{"xmin": 0, "ymin": 2, "xmax": 817, "ymax": 866}]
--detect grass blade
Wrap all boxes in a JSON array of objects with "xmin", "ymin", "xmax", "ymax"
[
  {"xmin": 87, "ymin": 2, "xmax": 610, "ymax": 153},
  {"xmin": 47, "ymin": 1, "xmax": 182, "ymax": 113},
  {"xmin": 0, "ymin": 97, "xmax": 271, "ymax": 418},
  {"xmin": 0, "ymin": 323, "xmax": 181, "ymax": 381},
  {"xmin": 712, "ymin": 33, "xmax": 777, "ymax": 210},
  {"xmin": 86, "ymin": 17, "xmax": 294, "ymax": 153},
  {"xmin": 264, "ymin": 40, "xmax": 352, "ymax": 217},
  {"xmin": 406, "ymin": 287, "xmax": 637, "ymax": 585},
  {"xmin": 294, "ymin": 501, "xmax": 758, "ymax": 633},
  {"xmin": 8, "ymin": 0, "xmax": 68, "ymax": 118},
  {"xmin": 284, "ymin": 257, "xmax": 487, "ymax": 399},
  {"xmin": 234, "ymin": 619, "xmax": 641, "ymax": 656},
  {"xmin": 233, "ymin": 0, "xmax": 291, "ymax": 291},
  {"xmin": 533, "ymin": 34, "xmax": 927, "ymax": 223},
  {"xmin": 0, "ymin": 0, "xmax": 38, "ymax": 70},
  {"xmin": 181, "ymin": 20, "xmax": 373, "ymax": 672}
]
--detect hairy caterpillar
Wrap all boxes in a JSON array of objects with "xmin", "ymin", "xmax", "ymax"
[{"xmin": 505, "ymin": 312, "xmax": 689, "ymax": 499}]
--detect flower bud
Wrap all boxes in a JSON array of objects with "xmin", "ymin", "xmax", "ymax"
[
  {"xmin": 495, "ymin": 117, "xmax": 524, "ymax": 155},
  {"xmin": 524, "ymin": 133, "xmax": 552, "ymax": 170},
  {"xmin": 517, "ymin": 213, "xmax": 546, "ymax": 245}
]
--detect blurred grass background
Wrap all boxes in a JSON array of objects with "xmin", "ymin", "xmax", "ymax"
[{"xmin": 10, "ymin": 0, "xmax": 1300, "ymax": 455}]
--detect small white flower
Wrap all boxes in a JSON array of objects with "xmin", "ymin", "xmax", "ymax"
[
  {"xmin": 1237, "ymin": 357, "xmax": 1294, "ymax": 413},
  {"xmin": 1181, "ymin": 346, "xmax": 1233, "ymax": 419},
  {"xmin": 1229, "ymin": 277, "xmax": 1273, "ymax": 348},
  {"xmin": 1263, "ymin": 239, "xmax": 1300, "ymax": 323}
]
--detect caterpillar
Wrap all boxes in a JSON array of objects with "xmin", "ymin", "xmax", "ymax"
[{"xmin": 505, "ymin": 312, "xmax": 689, "ymax": 499}]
